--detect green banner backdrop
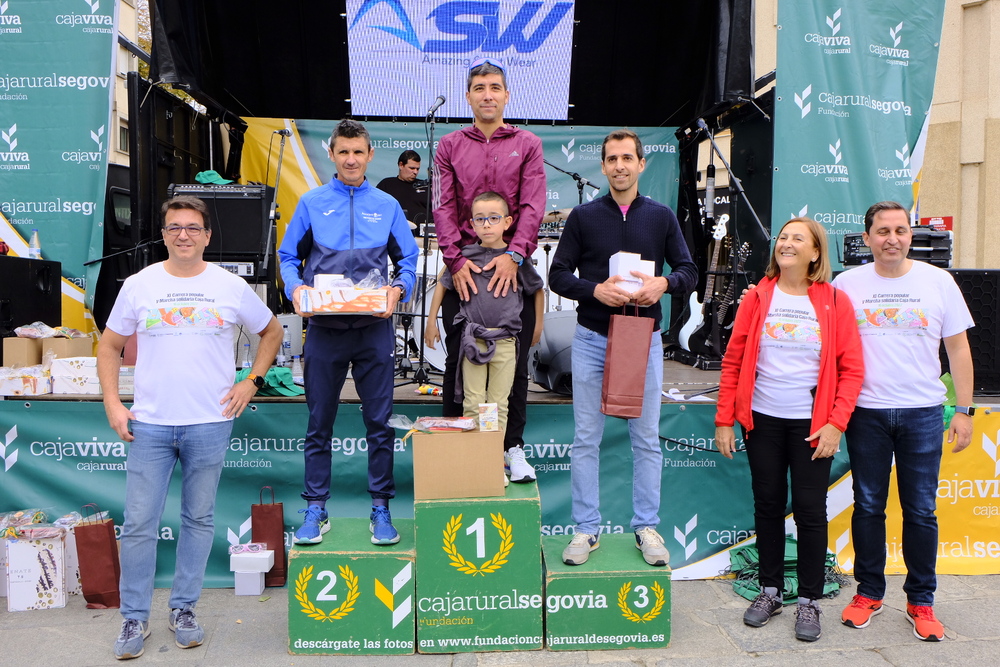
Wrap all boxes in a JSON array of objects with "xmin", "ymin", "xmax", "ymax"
[
  {"xmin": 0, "ymin": 401, "xmax": 774, "ymax": 586},
  {"xmin": 2, "ymin": 399, "xmax": 998, "ymax": 585},
  {"xmin": 0, "ymin": 0, "xmax": 118, "ymax": 319},
  {"xmin": 771, "ymin": 0, "xmax": 945, "ymax": 263}
]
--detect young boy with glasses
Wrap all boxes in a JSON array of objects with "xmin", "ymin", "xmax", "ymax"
[{"xmin": 425, "ymin": 191, "xmax": 543, "ymax": 446}]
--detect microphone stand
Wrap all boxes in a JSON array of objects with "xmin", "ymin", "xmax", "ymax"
[
  {"xmin": 261, "ymin": 131, "xmax": 288, "ymax": 312},
  {"xmin": 83, "ymin": 238, "xmax": 164, "ymax": 266},
  {"xmin": 696, "ymin": 118, "xmax": 769, "ymax": 241},
  {"xmin": 543, "ymin": 159, "xmax": 600, "ymax": 205},
  {"xmin": 395, "ymin": 102, "xmax": 445, "ymax": 388}
]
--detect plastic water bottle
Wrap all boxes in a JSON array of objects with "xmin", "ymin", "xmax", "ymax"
[
  {"xmin": 242, "ymin": 343, "xmax": 252, "ymax": 369},
  {"xmin": 28, "ymin": 229, "xmax": 41, "ymax": 259},
  {"xmin": 278, "ymin": 325, "xmax": 292, "ymax": 366},
  {"xmin": 291, "ymin": 355, "xmax": 304, "ymax": 384}
]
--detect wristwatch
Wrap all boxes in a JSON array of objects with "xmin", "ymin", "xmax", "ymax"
[
  {"xmin": 505, "ymin": 250, "xmax": 524, "ymax": 266},
  {"xmin": 247, "ymin": 373, "xmax": 265, "ymax": 389},
  {"xmin": 954, "ymin": 406, "xmax": 976, "ymax": 416}
]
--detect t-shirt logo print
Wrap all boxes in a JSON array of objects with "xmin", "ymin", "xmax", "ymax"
[{"xmin": 361, "ymin": 211, "xmax": 382, "ymax": 224}]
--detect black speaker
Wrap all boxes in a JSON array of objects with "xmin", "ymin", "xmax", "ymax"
[
  {"xmin": 0, "ymin": 257, "xmax": 62, "ymax": 337},
  {"xmin": 945, "ymin": 269, "xmax": 1000, "ymax": 395},
  {"xmin": 166, "ymin": 184, "xmax": 273, "ymax": 257}
]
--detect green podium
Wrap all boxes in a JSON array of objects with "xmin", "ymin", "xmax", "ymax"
[
  {"xmin": 414, "ymin": 483, "xmax": 543, "ymax": 653},
  {"xmin": 287, "ymin": 518, "xmax": 416, "ymax": 655},
  {"xmin": 542, "ymin": 535, "xmax": 671, "ymax": 650}
]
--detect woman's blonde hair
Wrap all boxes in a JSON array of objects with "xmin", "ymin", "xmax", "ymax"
[{"xmin": 764, "ymin": 217, "xmax": 832, "ymax": 283}]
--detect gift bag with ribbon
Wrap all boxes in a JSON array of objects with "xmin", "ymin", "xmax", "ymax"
[
  {"xmin": 251, "ymin": 486, "xmax": 286, "ymax": 587},
  {"xmin": 601, "ymin": 305, "xmax": 654, "ymax": 419},
  {"xmin": 74, "ymin": 503, "xmax": 121, "ymax": 609}
]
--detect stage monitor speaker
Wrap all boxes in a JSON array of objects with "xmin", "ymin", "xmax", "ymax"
[
  {"xmin": 166, "ymin": 183, "xmax": 273, "ymax": 258},
  {"xmin": 944, "ymin": 269, "xmax": 1000, "ymax": 395},
  {"xmin": 531, "ymin": 310, "xmax": 576, "ymax": 395},
  {"xmin": 0, "ymin": 257, "xmax": 62, "ymax": 337}
]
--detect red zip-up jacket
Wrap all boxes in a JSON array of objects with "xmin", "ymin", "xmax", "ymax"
[
  {"xmin": 432, "ymin": 124, "xmax": 546, "ymax": 273},
  {"xmin": 715, "ymin": 276, "xmax": 865, "ymax": 440}
]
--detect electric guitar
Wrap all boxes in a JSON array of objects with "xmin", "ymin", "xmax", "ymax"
[
  {"xmin": 710, "ymin": 241, "xmax": 751, "ymax": 355},
  {"xmin": 678, "ymin": 214, "xmax": 728, "ymax": 351}
]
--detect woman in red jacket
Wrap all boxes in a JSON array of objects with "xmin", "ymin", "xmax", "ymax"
[{"xmin": 715, "ymin": 217, "xmax": 864, "ymax": 642}]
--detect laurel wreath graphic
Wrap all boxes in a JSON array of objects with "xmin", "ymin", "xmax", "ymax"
[
  {"xmin": 618, "ymin": 580, "xmax": 666, "ymax": 623},
  {"xmin": 442, "ymin": 513, "xmax": 513, "ymax": 576},
  {"xmin": 295, "ymin": 564, "xmax": 359, "ymax": 621}
]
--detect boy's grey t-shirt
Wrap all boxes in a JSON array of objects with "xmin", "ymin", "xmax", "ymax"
[{"xmin": 440, "ymin": 244, "xmax": 543, "ymax": 337}]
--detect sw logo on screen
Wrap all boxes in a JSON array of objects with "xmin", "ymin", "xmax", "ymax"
[
  {"xmin": 1, "ymin": 425, "xmax": 19, "ymax": 472},
  {"xmin": 349, "ymin": 0, "xmax": 574, "ymax": 53}
]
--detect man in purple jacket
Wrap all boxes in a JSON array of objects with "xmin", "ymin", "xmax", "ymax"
[{"xmin": 433, "ymin": 57, "xmax": 546, "ymax": 483}]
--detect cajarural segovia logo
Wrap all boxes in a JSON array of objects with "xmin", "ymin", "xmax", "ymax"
[
  {"xmin": 1, "ymin": 425, "xmax": 18, "ymax": 472},
  {"xmin": 0, "ymin": 0, "xmax": 23, "ymax": 34},
  {"xmin": 870, "ymin": 20, "xmax": 910, "ymax": 67},
  {"xmin": 804, "ymin": 8, "xmax": 851, "ymax": 55},
  {"xmin": 1, "ymin": 122, "xmax": 30, "ymax": 170},
  {"xmin": 801, "ymin": 137, "xmax": 849, "ymax": 183},
  {"xmin": 349, "ymin": 0, "xmax": 573, "ymax": 54},
  {"xmin": 56, "ymin": 0, "xmax": 113, "ymax": 33},
  {"xmin": 673, "ymin": 514, "xmax": 698, "ymax": 560},
  {"xmin": 794, "ymin": 85, "xmax": 812, "ymax": 118}
]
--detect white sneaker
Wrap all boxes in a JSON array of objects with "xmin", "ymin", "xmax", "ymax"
[
  {"xmin": 635, "ymin": 527, "xmax": 670, "ymax": 566},
  {"xmin": 504, "ymin": 445, "xmax": 536, "ymax": 483},
  {"xmin": 562, "ymin": 532, "xmax": 599, "ymax": 565}
]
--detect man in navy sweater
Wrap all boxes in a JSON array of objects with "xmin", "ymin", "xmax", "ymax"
[{"xmin": 549, "ymin": 129, "xmax": 697, "ymax": 567}]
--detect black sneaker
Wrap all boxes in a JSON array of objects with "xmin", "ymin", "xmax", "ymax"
[
  {"xmin": 743, "ymin": 592, "xmax": 783, "ymax": 627},
  {"xmin": 795, "ymin": 601, "xmax": 822, "ymax": 641}
]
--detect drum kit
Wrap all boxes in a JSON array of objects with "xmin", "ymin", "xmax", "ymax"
[{"xmin": 392, "ymin": 208, "xmax": 577, "ymax": 380}]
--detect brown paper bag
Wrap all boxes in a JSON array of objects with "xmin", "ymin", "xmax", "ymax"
[
  {"xmin": 74, "ymin": 503, "xmax": 121, "ymax": 609},
  {"xmin": 251, "ymin": 486, "xmax": 286, "ymax": 587},
  {"xmin": 601, "ymin": 306, "xmax": 654, "ymax": 419}
]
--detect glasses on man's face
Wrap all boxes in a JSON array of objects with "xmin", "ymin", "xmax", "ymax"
[
  {"xmin": 472, "ymin": 215, "xmax": 505, "ymax": 228},
  {"xmin": 163, "ymin": 225, "xmax": 206, "ymax": 236},
  {"xmin": 469, "ymin": 57, "xmax": 506, "ymax": 73}
]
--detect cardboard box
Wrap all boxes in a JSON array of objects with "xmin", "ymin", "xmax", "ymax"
[
  {"xmin": 609, "ymin": 251, "xmax": 654, "ymax": 294},
  {"xmin": 5, "ymin": 536, "xmax": 67, "ymax": 611},
  {"xmin": 234, "ymin": 570, "xmax": 265, "ymax": 596},
  {"xmin": 52, "ymin": 376, "xmax": 102, "ymax": 395},
  {"xmin": 229, "ymin": 550, "xmax": 274, "ymax": 573},
  {"xmin": 0, "ymin": 376, "xmax": 51, "ymax": 396},
  {"xmin": 118, "ymin": 366, "xmax": 135, "ymax": 395},
  {"xmin": 2, "ymin": 337, "xmax": 43, "ymax": 367},
  {"xmin": 49, "ymin": 356, "xmax": 98, "ymax": 376},
  {"xmin": 412, "ymin": 429, "xmax": 504, "ymax": 500},
  {"xmin": 41, "ymin": 337, "xmax": 93, "ymax": 359},
  {"xmin": 300, "ymin": 287, "xmax": 387, "ymax": 314}
]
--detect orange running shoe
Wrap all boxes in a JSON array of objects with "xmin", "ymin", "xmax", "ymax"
[
  {"xmin": 906, "ymin": 603, "xmax": 944, "ymax": 642},
  {"xmin": 841, "ymin": 594, "xmax": 883, "ymax": 628}
]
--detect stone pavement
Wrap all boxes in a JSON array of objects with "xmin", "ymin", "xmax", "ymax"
[{"xmin": 2, "ymin": 574, "xmax": 998, "ymax": 666}]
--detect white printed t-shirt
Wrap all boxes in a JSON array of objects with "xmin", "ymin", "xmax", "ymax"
[
  {"xmin": 105, "ymin": 262, "xmax": 273, "ymax": 425},
  {"xmin": 752, "ymin": 286, "xmax": 822, "ymax": 420},
  {"xmin": 832, "ymin": 261, "xmax": 973, "ymax": 409}
]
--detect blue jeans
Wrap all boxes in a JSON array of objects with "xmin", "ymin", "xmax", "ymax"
[
  {"xmin": 570, "ymin": 324, "xmax": 663, "ymax": 534},
  {"xmin": 846, "ymin": 406, "xmax": 944, "ymax": 606},
  {"xmin": 119, "ymin": 420, "xmax": 233, "ymax": 620}
]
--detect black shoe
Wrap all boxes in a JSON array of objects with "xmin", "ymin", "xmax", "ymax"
[
  {"xmin": 795, "ymin": 602, "xmax": 822, "ymax": 641},
  {"xmin": 743, "ymin": 592, "xmax": 783, "ymax": 627}
]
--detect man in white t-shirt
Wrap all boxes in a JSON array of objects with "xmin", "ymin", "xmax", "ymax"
[
  {"xmin": 97, "ymin": 195, "xmax": 282, "ymax": 661},
  {"xmin": 832, "ymin": 201, "xmax": 974, "ymax": 642}
]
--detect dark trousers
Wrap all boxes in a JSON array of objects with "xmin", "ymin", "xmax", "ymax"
[
  {"xmin": 743, "ymin": 411, "xmax": 833, "ymax": 600},
  {"xmin": 301, "ymin": 320, "xmax": 395, "ymax": 502},
  {"xmin": 441, "ymin": 288, "xmax": 535, "ymax": 450}
]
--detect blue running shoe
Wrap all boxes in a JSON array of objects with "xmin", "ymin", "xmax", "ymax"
[
  {"xmin": 369, "ymin": 506, "xmax": 400, "ymax": 545},
  {"xmin": 294, "ymin": 506, "xmax": 329, "ymax": 544}
]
